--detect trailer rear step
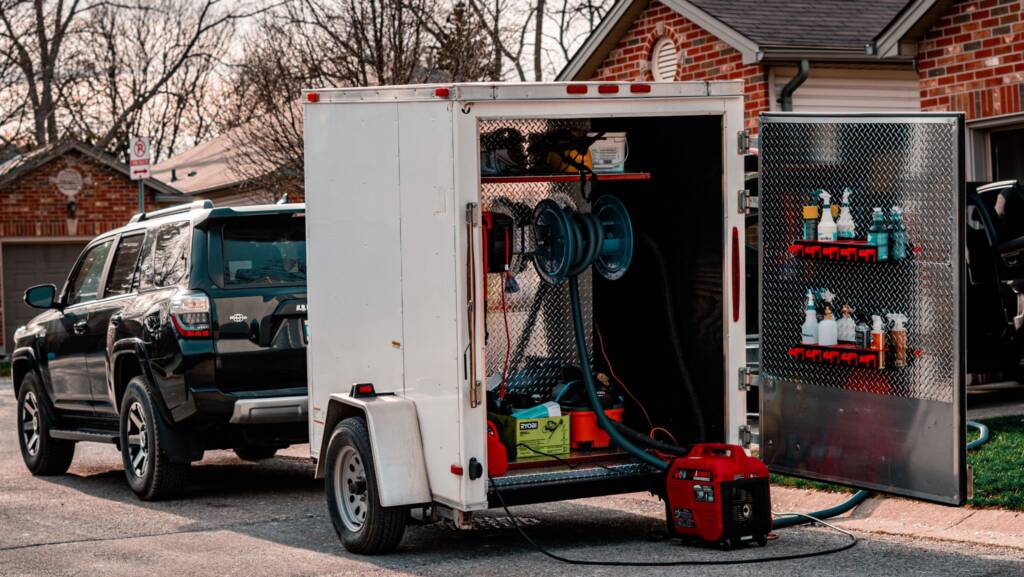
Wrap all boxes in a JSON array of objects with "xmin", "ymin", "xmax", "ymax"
[{"xmin": 487, "ymin": 462, "xmax": 659, "ymax": 507}]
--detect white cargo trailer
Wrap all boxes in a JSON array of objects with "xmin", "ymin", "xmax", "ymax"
[{"xmin": 302, "ymin": 82, "xmax": 966, "ymax": 553}]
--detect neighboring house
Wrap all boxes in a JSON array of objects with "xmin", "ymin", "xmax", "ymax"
[
  {"xmin": 560, "ymin": 0, "xmax": 1024, "ymax": 182},
  {"xmin": 0, "ymin": 140, "xmax": 186, "ymax": 352},
  {"xmin": 152, "ymin": 130, "xmax": 301, "ymax": 206}
]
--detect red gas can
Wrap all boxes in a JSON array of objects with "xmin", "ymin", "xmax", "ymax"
[{"xmin": 665, "ymin": 443, "xmax": 772, "ymax": 549}]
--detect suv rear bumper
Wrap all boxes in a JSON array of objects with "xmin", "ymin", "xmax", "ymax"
[{"xmin": 229, "ymin": 395, "xmax": 308, "ymax": 424}]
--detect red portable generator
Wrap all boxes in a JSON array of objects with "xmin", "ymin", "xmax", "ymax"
[{"xmin": 665, "ymin": 443, "xmax": 772, "ymax": 549}]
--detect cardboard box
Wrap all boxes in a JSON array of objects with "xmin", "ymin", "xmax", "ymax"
[{"xmin": 490, "ymin": 413, "xmax": 570, "ymax": 461}]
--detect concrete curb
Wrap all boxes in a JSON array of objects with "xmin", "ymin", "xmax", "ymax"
[{"xmin": 772, "ymin": 486, "xmax": 1024, "ymax": 550}]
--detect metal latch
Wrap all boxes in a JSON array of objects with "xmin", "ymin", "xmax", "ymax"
[
  {"xmin": 739, "ymin": 366, "xmax": 759, "ymax": 391},
  {"xmin": 737, "ymin": 130, "xmax": 751, "ymax": 155},
  {"xmin": 737, "ymin": 189, "xmax": 759, "ymax": 214},
  {"xmin": 738, "ymin": 425, "xmax": 753, "ymax": 448}
]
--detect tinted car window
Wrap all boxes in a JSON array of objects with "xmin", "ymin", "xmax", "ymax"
[
  {"xmin": 104, "ymin": 233, "xmax": 145, "ymax": 297},
  {"xmin": 222, "ymin": 219, "xmax": 306, "ymax": 286},
  {"xmin": 140, "ymin": 221, "xmax": 191, "ymax": 289},
  {"xmin": 67, "ymin": 240, "xmax": 113, "ymax": 305}
]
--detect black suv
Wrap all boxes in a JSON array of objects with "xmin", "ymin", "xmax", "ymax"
[{"xmin": 11, "ymin": 200, "xmax": 308, "ymax": 500}]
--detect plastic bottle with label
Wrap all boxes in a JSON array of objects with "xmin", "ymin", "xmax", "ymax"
[
  {"xmin": 890, "ymin": 206, "xmax": 907, "ymax": 261},
  {"xmin": 818, "ymin": 305, "xmax": 838, "ymax": 346},
  {"xmin": 837, "ymin": 304, "xmax": 856, "ymax": 343},
  {"xmin": 818, "ymin": 190, "xmax": 837, "ymax": 242},
  {"xmin": 887, "ymin": 313, "xmax": 908, "ymax": 367},
  {"xmin": 801, "ymin": 290, "xmax": 818, "ymax": 345},
  {"xmin": 837, "ymin": 188, "xmax": 857, "ymax": 240},
  {"xmin": 871, "ymin": 315, "xmax": 886, "ymax": 369},
  {"xmin": 867, "ymin": 208, "xmax": 889, "ymax": 262}
]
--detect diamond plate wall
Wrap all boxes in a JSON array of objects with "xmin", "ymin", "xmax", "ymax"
[
  {"xmin": 759, "ymin": 117, "xmax": 961, "ymax": 403},
  {"xmin": 479, "ymin": 119, "xmax": 594, "ymax": 397}
]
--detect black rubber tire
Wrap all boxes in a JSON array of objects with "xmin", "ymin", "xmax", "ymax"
[
  {"xmin": 119, "ymin": 376, "xmax": 190, "ymax": 500},
  {"xmin": 324, "ymin": 417, "xmax": 407, "ymax": 554},
  {"xmin": 233, "ymin": 446, "xmax": 279, "ymax": 461},
  {"xmin": 16, "ymin": 374, "xmax": 75, "ymax": 475}
]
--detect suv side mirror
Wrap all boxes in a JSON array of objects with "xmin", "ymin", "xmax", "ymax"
[{"xmin": 24, "ymin": 284, "xmax": 58, "ymax": 310}]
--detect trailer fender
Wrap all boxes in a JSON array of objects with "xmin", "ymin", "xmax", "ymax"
[{"xmin": 316, "ymin": 393, "xmax": 432, "ymax": 507}]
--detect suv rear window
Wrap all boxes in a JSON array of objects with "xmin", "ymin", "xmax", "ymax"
[{"xmin": 221, "ymin": 219, "xmax": 306, "ymax": 286}]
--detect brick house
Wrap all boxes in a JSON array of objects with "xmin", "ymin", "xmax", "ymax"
[
  {"xmin": 0, "ymin": 140, "xmax": 185, "ymax": 352},
  {"xmin": 560, "ymin": 0, "xmax": 1024, "ymax": 183}
]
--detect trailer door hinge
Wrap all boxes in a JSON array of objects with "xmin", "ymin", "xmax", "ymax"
[
  {"xmin": 737, "ymin": 130, "xmax": 751, "ymax": 155},
  {"xmin": 739, "ymin": 366, "xmax": 759, "ymax": 391},
  {"xmin": 737, "ymin": 189, "xmax": 758, "ymax": 214},
  {"xmin": 738, "ymin": 425, "xmax": 753, "ymax": 448}
]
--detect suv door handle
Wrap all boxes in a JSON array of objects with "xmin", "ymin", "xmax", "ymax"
[
  {"xmin": 110, "ymin": 312, "xmax": 124, "ymax": 326},
  {"xmin": 73, "ymin": 319, "xmax": 88, "ymax": 335}
]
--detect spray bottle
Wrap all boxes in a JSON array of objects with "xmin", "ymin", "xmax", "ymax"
[
  {"xmin": 868, "ymin": 208, "xmax": 889, "ymax": 262},
  {"xmin": 837, "ymin": 188, "xmax": 857, "ymax": 239},
  {"xmin": 871, "ymin": 315, "xmax": 886, "ymax": 369},
  {"xmin": 801, "ymin": 290, "xmax": 818, "ymax": 345},
  {"xmin": 819, "ymin": 305, "xmax": 838, "ymax": 346},
  {"xmin": 818, "ymin": 190, "xmax": 837, "ymax": 242},
  {"xmin": 887, "ymin": 313, "xmax": 908, "ymax": 367},
  {"xmin": 890, "ymin": 206, "xmax": 907, "ymax": 261},
  {"xmin": 837, "ymin": 304, "xmax": 856, "ymax": 343}
]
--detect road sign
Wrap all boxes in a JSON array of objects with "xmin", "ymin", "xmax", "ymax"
[{"xmin": 129, "ymin": 136, "xmax": 151, "ymax": 180}]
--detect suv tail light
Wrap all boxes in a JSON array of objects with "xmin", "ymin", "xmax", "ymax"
[{"xmin": 170, "ymin": 290, "xmax": 211, "ymax": 338}]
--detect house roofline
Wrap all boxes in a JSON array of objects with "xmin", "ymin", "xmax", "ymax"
[
  {"xmin": 872, "ymin": 0, "xmax": 952, "ymax": 59},
  {"xmin": 0, "ymin": 140, "xmax": 185, "ymax": 197}
]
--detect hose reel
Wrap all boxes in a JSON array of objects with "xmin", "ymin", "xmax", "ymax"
[{"xmin": 530, "ymin": 195, "xmax": 634, "ymax": 285}]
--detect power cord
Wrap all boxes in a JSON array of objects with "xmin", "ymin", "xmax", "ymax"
[
  {"xmin": 514, "ymin": 444, "xmax": 621, "ymax": 474},
  {"xmin": 488, "ymin": 478, "xmax": 858, "ymax": 566}
]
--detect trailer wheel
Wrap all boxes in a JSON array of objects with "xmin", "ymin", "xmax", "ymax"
[{"xmin": 325, "ymin": 417, "xmax": 406, "ymax": 554}]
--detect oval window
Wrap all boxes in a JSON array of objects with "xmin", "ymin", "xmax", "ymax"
[{"xmin": 651, "ymin": 37, "xmax": 679, "ymax": 81}]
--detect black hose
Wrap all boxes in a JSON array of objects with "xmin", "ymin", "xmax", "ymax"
[
  {"xmin": 570, "ymin": 275, "xmax": 669, "ymax": 471},
  {"xmin": 610, "ymin": 421, "xmax": 691, "ymax": 456},
  {"xmin": 639, "ymin": 233, "xmax": 706, "ymax": 441}
]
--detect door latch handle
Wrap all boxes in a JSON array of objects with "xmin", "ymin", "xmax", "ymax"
[
  {"xmin": 73, "ymin": 320, "xmax": 88, "ymax": 335},
  {"xmin": 110, "ymin": 312, "xmax": 124, "ymax": 326}
]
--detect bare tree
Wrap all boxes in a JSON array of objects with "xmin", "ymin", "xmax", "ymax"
[{"xmin": 0, "ymin": 0, "xmax": 243, "ymax": 160}]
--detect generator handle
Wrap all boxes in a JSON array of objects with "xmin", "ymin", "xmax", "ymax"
[{"xmin": 689, "ymin": 443, "xmax": 743, "ymax": 460}]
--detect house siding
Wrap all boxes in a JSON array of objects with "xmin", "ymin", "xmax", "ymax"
[
  {"xmin": 590, "ymin": 1, "xmax": 768, "ymax": 133},
  {"xmin": 918, "ymin": 0, "xmax": 1024, "ymax": 119}
]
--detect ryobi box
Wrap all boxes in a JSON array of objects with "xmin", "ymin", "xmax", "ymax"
[{"xmin": 490, "ymin": 413, "xmax": 570, "ymax": 461}]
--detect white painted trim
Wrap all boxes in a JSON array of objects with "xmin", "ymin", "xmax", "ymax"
[
  {"xmin": 557, "ymin": 0, "xmax": 639, "ymax": 80},
  {"xmin": 557, "ymin": 0, "xmax": 761, "ymax": 80},
  {"xmin": 660, "ymin": 0, "xmax": 759, "ymax": 64},
  {"xmin": 874, "ymin": 0, "xmax": 938, "ymax": 58}
]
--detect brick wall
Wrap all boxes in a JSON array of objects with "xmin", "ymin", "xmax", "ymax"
[
  {"xmin": 918, "ymin": 0, "xmax": 1024, "ymax": 119},
  {"xmin": 590, "ymin": 1, "xmax": 769, "ymax": 133},
  {"xmin": 0, "ymin": 149, "xmax": 168, "ymax": 349}
]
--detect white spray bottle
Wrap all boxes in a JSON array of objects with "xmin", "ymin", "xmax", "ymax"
[
  {"xmin": 818, "ymin": 305, "xmax": 838, "ymax": 346},
  {"xmin": 837, "ymin": 188, "xmax": 856, "ymax": 239},
  {"xmin": 801, "ymin": 290, "xmax": 818, "ymax": 345},
  {"xmin": 818, "ymin": 190, "xmax": 837, "ymax": 241}
]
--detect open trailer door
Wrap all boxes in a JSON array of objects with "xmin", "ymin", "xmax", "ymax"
[{"xmin": 757, "ymin": 113, "xmax": 967, "ymax": 505}]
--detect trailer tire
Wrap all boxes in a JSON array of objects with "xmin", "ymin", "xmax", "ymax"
[{"xmin": 325, "ymin": 417, "xmax": 406, "ymax": 554}]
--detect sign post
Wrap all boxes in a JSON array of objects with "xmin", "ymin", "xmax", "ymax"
[{"xmin": 129, "ymin": 136, "xmax": 151, "ymax": 213}]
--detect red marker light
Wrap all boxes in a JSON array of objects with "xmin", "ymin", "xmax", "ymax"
[
  {"xmin": 451, "ymin": 464, "xmax": 464, "ymax": 476},
  {"xmin": 306, "ymin": 92, "xmax": 320, "ymax": 103},
  {"xmin": 566, "ymin": 84, "xmax": 588, "ymax": 94},
  {"xmin": 598, "ymin": 84, "xmax": 619, "ymax": 94},
  {"xmin": 435, "ymin": 87, "xmax": 451, "ymax": 98},
  {"xmin": 630, "ymin": 84, "xmax": 652, "ymax": 93}
]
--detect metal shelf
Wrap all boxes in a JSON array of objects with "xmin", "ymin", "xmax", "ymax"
[{"xmin": 481, "ymin": 172, "xmax": 651, "ymax": 184}]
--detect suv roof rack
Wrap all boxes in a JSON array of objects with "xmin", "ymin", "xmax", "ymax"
[{"xmin": 130, "ymin": 199, "xmax": 214, "ymax": 223}]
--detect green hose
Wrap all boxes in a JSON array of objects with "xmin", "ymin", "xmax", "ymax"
[
  {"xmin": 569, "ymin": 275, "xmax": 669, "ymax": 471},
  {"xmin": 773, "ymin": 420, "xmax": 990, "ymax": 529}
]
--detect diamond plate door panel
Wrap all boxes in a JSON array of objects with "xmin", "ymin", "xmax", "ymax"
[{"xmin": 758, "ymin": 114, "xmax": 966, "ymax": 505}]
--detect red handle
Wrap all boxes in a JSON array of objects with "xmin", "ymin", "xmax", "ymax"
[{"xmin": 689, "ymin": 443, "xmax": 742, "ymax": 460}]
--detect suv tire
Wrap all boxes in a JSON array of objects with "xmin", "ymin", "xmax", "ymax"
[
  {"xmin": 233, "ymin": 446, "xmax": 279, "ymax": 461},
  {"xmin": 325, "ymin": 417, "xmax": 406, "ymax": 554},
  {"xmin": 17, "ymin": 374, "xmax": 75, "ymax": 475},
  {"xmin": 119, "ymin": 376, "xmax": 190, "ymax": 500}
]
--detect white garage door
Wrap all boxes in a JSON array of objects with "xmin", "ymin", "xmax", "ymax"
[{"xmin": 2, "ymin": 243, "xmax": 86, "ymax": 351}]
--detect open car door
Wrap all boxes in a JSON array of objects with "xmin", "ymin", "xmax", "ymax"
[{"xmin": 758, "ymin": 113, "xmax": 967, "ymax": 505}]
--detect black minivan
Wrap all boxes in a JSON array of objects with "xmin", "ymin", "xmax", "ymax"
[{"xmin": 10, "ymin": 200, "xmax": 308, "ymax": 500}]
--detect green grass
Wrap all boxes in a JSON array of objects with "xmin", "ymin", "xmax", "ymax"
[{"xmin": 769, "ymin": 416, "xmax": 1024, "ymax": 511}]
